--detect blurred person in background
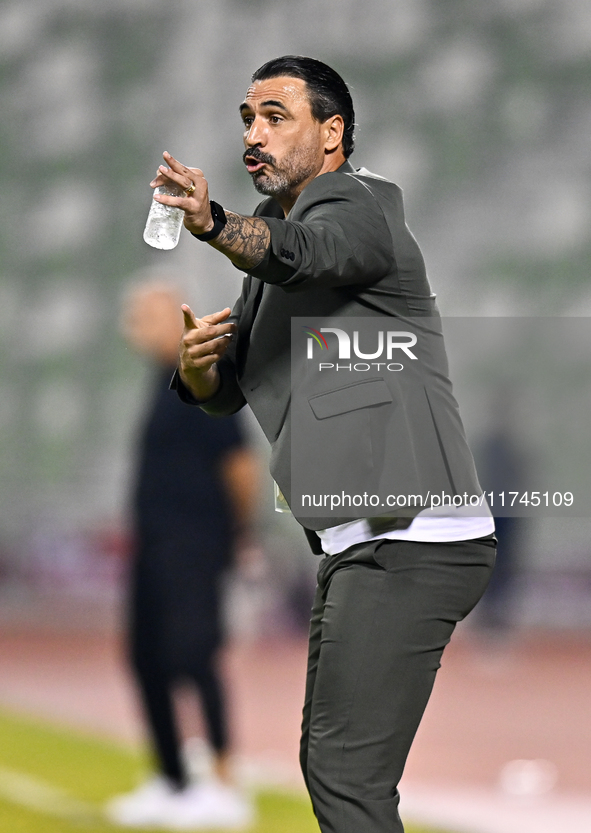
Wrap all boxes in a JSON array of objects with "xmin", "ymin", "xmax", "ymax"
[
  {"xmin": 106, "ymin": 282, "xmax": 258, "ymax": 829},
  {"xmin": 473, "ymin": 392, "xmax": 531, "ymax": 638}
]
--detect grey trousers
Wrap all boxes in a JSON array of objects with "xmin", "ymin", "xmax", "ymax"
[{"xmin": 300, "ymin": 535, "xmax": 496, "ymax": 833}]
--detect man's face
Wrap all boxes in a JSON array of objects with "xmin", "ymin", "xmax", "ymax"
[{"xmin": 240, "ymin": 76, "xmax": 326, "ymax": 205}]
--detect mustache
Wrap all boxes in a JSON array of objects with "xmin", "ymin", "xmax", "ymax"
[{"xmin": 243, "ymin": 147, "xmax": 276, "ymax": 166}]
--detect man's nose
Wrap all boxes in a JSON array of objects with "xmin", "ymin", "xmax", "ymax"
[{"xmin": 245, "ymin": 116, "xmax": 266, "ymax": 147}]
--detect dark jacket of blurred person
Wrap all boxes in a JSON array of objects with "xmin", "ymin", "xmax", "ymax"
[
  {"xmin": 474, "ymin": 420, "xmax": 529, "ymax": 633},
  {"xmin": 111, "ymin": 283, "xmax": 258, "ymax": 824}
]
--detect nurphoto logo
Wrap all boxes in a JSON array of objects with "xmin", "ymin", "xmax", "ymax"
[{"xmin": 303, "ymin": 325, "xmax": 418, "ymax": 372}]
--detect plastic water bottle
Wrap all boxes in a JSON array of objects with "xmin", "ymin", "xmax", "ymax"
[{"xmin": 143, "ymin": 184, "xmax": 185, "ymax": 250}]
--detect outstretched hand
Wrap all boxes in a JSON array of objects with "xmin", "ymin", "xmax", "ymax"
[
  {"xmin": 150, "ymin": 152, "xmax": 214, "ymax": 236},
  {"xmin": 178, "ymin": 305, "xmax": 235, "ymax": 400}
]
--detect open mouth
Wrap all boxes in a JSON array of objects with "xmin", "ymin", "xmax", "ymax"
[{"xmin": 244, "ymin": 156, "xmax": 267, "ymax": 174}]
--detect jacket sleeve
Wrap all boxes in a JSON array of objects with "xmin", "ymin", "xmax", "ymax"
[
  {"xmin": 169, "ymin": 357, "xmax": 245, "ymax": 416},
  {"xmin": 248, "ymin": 172, "xmax": 394, "ymax": 291}
]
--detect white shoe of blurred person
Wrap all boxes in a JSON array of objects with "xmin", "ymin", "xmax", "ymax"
[
  {"xmin": 183, "ymin": 736, "xmax": 214, "ymax": 782},
  {"xmin": 164, "ymin": 778, "xmax": 254, "ymax": 830},
  {"xmin": 105, "ymin": 775, "xmax": 181, "ymax": 827}
]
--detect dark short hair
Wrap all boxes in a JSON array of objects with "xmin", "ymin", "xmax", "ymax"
[{"xmin": 251, "ymin": 56, "xmax": 355, "ymax": 158}]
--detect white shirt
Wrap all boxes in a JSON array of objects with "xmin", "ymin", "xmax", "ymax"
[{"xmin": 317, "ymin": 503, "xmax": 495, "ymax": 556}]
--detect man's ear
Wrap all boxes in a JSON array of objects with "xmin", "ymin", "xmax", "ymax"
[{"xmin": 323, "ymin": 114, "xmax": 345, "ymax": 153}]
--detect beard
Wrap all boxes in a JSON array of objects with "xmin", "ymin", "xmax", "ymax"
[{"xmin": 244, "ymin": 144, "xmax": 320, "ymax": 201}]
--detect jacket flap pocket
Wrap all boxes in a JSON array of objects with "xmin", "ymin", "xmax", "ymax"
[{"xmin": 309, "ymin": 379, "xmax": 393, "ymax": 420}]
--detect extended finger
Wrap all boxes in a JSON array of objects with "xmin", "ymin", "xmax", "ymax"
[
  {"xmin": 152, "ymin": 165, "xmax": 193, "ymax": 193},
  {"xmin": 201, "ymin": 308, "xmax": 232, "ymax": 325},
  {"xmin": 181, "ymin": 305, "xmax": 232, "ymax": 330},
  {"xmin": 181, "ymin": 306, "xmax": 233, "ymax": 330},
  {"xmin": 162, "ymin": 152, "xmax": 204, "ymax": 185},
  {"xmin": 180, "ymin": 305, "xmax": 234, "ymax": 341},
  {"xmin": 162, "ymin": 151, "xmax": 199, "ymax": 176},
  {"xmin": 181, "ymin": 304, "xmax": 200, "ymax": 331}
]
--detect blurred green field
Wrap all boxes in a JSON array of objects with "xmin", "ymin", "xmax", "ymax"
[{"xmin": 0, "ymin": 709, "xmax": 452, "ymax": 833}]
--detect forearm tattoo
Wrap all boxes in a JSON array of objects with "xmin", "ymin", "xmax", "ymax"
[{"xmin": 209, "ymin": 212, "xmax": 271, "ymax": 270}]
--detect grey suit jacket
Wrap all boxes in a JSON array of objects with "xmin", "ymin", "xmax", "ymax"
[{"xmin": 173, "ymin": 161, "xmax": 481, "ymax": 548}]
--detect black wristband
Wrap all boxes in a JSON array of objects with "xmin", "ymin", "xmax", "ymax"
[{"xmin": 191, "ymin": 201, "xmax": 228, "ymax": 241}]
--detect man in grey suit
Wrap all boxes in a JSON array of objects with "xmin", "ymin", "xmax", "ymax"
[{"xmin": 151, "ymin": 56, "xmax": 496, "ymax": 833}]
